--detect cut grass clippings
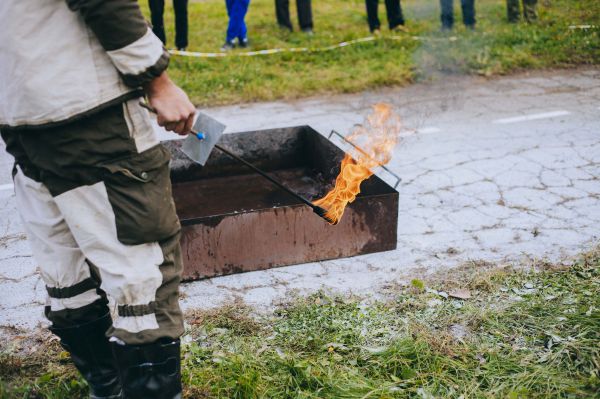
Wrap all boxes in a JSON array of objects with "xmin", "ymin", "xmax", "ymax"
[
  {"xmin": 1, "ymin": 248, "xmax": 599, "ymax": 398},
  {"xmin": 140, "ymin": 0, "xmax": 600, "ymax": 106}
]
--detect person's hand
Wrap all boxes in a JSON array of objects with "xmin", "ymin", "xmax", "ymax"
[{"xmin": 144, "ymin": 72, "xmax": 195, "ymax": 136}]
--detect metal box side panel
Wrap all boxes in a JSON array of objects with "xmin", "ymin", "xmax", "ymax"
[{"xmin": 180, "ymin": 193, "xmax": 398, "ymax": 280}]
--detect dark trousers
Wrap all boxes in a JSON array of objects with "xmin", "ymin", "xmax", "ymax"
[
  {"xmin": 149, "ymin": 0, "xmax": 189, "ymax": 49},
  {"xmin": 366, "ymin": 0, "xmax": 405, "ymax": 32},
  {"xmin": 275, "ymin": 0, "xmax": 313, "ymax": 31},
  {"xmin": 226, "ymin": 0, "xmax": 250, "ymax": 42},
  {"xmin": 507, "ymin": 0, "xmax": 538, "ymax": 22},
  {"xmin": 440, "ymin": 0, "xmax": 475, "ymax": 28}
]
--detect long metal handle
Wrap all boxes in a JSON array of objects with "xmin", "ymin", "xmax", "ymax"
[
  {"xmin": 139, "ymin": 100, "xmax": 318, "ymax": 210},
  {"xmin": 213, "ymin": 144, "xmax": 317, "ymax": 209}
]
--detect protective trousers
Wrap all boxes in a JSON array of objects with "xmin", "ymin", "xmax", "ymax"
[
  {"xmin": 1, "ymin": 99, "xmax": 184, "ymax": 345},
  {"xmin": 506, "ymin": 0, "xmax": 538, "ymax": 22},
  {"xmin": 275, "ymin": 0, "xmax": 313, "ymax": 31},
  {"xmin": 226, "ymin": 0, "xmax": 250, "ymax": 43},
  {"xmin": 440, "ymin": 0, "xmax": 476, "ymax": 29},
  {"xmin": 365, "ymin": 0, "xmax": 405, "ymax": 32},
  {"xmin": 149, "ymin": 0, "xmax": 189, "ymax": 49}
]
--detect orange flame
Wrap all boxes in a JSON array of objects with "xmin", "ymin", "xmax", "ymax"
[{"xmin": 313, "ymin": 103, "xmax": 401, "ymax": 224}]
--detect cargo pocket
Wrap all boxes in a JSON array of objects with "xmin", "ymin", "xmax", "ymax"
[{"xmin": 101, "ymin": 145, "xmax": 180, "ymax": 246}]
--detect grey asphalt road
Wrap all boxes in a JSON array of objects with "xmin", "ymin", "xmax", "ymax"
[{"xmin": 1, "ymin": 68, "xmax": 599, "ymax": 333}]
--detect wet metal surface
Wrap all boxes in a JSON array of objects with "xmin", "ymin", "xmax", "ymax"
[{"xmin": 166, "ymin": 126, "xmax": 399, "ymax": 280}]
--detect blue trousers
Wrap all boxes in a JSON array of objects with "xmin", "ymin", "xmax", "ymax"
[
  {"xmin": 440, "ymin": 0, "xmax": 475, "ymax": 28},
  {"xmin": 226, "ymin": 0, "xmax": 250, "ymax": 42}
]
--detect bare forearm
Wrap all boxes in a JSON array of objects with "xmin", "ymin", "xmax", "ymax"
[{"xmin": 144, "ymin": 72, "xmax": 196, "ymax": 136}]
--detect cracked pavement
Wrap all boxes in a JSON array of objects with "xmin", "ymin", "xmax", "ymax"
[{"xmin": 1, "ymin": 68, "xmax": 599, "ymax": 333}]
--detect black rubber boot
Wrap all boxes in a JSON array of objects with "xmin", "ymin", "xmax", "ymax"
[
  {"xmin": 50, "ymin": 313, "xmax": 122, "ymax": 399},
  {"xmin": 111, "ymin": 338, "xmax": 182, "ymax": 399}
]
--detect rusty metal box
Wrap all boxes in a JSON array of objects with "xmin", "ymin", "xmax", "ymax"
[{"xmin": 164, "ymin": 126, "xmax": 398, "ymax": 281}]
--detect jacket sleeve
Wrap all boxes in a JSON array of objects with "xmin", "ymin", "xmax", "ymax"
[{"xmin": 66, "ymin": 0, "xmax": 169, "ymax": 87}]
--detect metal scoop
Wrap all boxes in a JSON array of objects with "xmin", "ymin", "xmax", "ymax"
[
  {"xmin": 140, "ymin": 101, "xmax": 225, "ymax": 165},
  {"xmin": 181, "ymin": 111, "xmax": 226, "ymax": 165}
]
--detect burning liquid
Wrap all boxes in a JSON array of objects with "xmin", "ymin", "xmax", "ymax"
[{"xmin": 313, "ymin": 103, "xmax": 401, "ymax": 224}]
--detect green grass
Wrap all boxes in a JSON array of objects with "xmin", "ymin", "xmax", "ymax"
[
  {"xmin": 139, "ymin": 0, "xmax": 600, "ymax": 106},
  {"xmin": 2, "ymin": 249, "xmax": 599, "ymax": 398}
]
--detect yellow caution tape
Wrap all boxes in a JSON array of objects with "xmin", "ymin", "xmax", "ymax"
[
  {"xmin": 170, "ymin": 35, "xmax": 458, "ymax": 58},
  {"xmin": 568, "ymin": 24, "xmax": 597, "ymax": 29}
]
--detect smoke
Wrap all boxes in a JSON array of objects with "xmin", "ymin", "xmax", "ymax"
[{"xmin": 404, "ymin": 0, "xmax": 486, "ymax": 130}]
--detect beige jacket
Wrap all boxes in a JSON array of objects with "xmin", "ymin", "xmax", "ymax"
[{"xmin": 0, "ymin": 0, "xmax": 169, "ymax": 129}]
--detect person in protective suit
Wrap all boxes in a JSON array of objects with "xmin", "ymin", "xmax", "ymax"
[{"xmin": 0, "ymin": 0, "xmax": 196, "ymax": 397}]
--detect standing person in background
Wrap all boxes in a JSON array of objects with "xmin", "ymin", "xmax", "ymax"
[
  {"xmin": 365, "ymin": 0, "xmax": 406, "ymax": 34},
  {"xmin": 149, "ymin": 0, "xmax": 189, "ymax": 51},
  {"xmin": 440, "ymin": 0, "xmax": 475, "ymax": 30},
  {"xmin": 506, "ymin": 0, "xmax": 538, "ymax": 23},
  {"xmin": 223, "ymin": 0, "xmax": 251, "ymax": 50},
  {"xmin": 276, "ymin": 0, "xmax": 314, "ymax": 34}
]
